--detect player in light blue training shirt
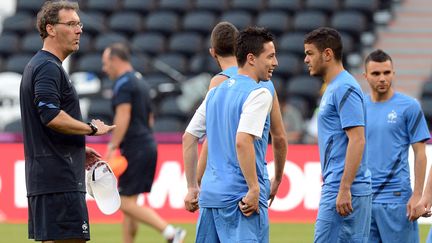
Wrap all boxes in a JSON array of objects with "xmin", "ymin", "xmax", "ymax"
[
  {"xmin": 183, "ymin": 27, "xmax": 284, "ymax": 243},
  {"xmin": 304, "ymin": 27, "xmax": 372, "ymax": 242},
  {"xmin": 196, "ymin": 22, "xmax": 287, "ymax": 195},
  {"xmin": 364, "ymin": 49, "xmax": 429, "ymax": 243},
  {"xmin": 199, "ymin": 24, "xmax": 284, "ymax": 208}
]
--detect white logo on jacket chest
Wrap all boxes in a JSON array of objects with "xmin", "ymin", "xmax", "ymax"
[
  {"xmin": 387, "ymin": 110, "xmax": 397, "ymax": 123},
  {"xmin": 82, "ymin": 221, "xmax": 89, "ymax": 233}
]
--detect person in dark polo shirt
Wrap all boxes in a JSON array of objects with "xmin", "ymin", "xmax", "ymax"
[
  {"xmin": 19, "ymin": 1, "xmax": 115, "ymax": 242},
  {"xmin": 102, "ymin": 43, "xmax": 186, "ymax": 243}
]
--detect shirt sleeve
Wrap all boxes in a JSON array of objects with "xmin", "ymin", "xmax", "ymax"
[
  {"xmin": 334, "ymin": 84, "xmax": 365, "ymax": 129},
  {"xmin": 113, "ymin": 78, "xmax": 133, "ymax": 107},
  {"xmin": 405, "ymin": 99, "xmax": 431, "ymax": 143},
  {"xmin": 185, "ymin": 90, "xmax": 211, "ymax": 138},
  {"xmin": 34, "ymin": 62, "xmax": 62, "ymax": 125},
  {"xmin": 237, "ymin": 88, "xmax": 273, "ymax": 138}
]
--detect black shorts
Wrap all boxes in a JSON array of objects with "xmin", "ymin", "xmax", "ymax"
[
  {"xmin": 28, "ymin": 192, "xmax": 90, "ymax": 241},
  {"xmin": 119, "ymin": 142, "xmax": 157, "ymax": 196}
]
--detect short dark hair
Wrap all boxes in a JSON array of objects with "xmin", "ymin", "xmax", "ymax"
[
  {"xmin": 210, "ymin": 21, "xmax": 239, "ymax": 57},
  {"xmin": 107, "ymin": 43, "xmax": 131, "ymax": 62},
  {"xmin": 236, "ymin": 26, "xmax": 274, "ymax": 67},
  {"xmin": 304, "ymin": 27, "xmax": 343, "ymax": 61},
  {"xmin": 37, "ymin": 0, "xmax": 79, "ymax": 39},
  {"xmin": 364, "ymin": 49, "xmax": 392, "ymax": 67}
]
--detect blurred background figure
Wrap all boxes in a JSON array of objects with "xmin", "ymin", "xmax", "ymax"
[{"xmin": 102, "ymin": 43, "xmax": 186, "ymax": 243}]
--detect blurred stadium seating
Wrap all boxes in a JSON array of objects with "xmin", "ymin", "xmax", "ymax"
[{"xmin": 0, "ymin": 0, "xmax": 410, "ymax": 139}]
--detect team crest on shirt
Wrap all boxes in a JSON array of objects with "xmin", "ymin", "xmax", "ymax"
[
  {"xmin": 82, "ymin": 221, "xmax": 88, "ymax": 234},
  {"xmin": 227, "ymin": 79, "xmax": 235, "ymax": 87},
  {"xmin": 387, "ymin": 110, "xmax": 397, "ymax": 123}
]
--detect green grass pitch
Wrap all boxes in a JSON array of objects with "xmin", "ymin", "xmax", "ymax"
[{"xmin": 0, "ymin": 223, "xmax": 430, "ymax": 242}]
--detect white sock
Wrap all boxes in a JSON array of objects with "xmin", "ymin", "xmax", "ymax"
[{"xmin": 162, "ymin": 224, "xmax": 176, "ymax": 239}]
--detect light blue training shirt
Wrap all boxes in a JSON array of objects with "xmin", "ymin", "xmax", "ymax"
[
  {"xmin": 199, "ymin": 73, "xmax": 274, "ymax": 208},
  {"xmin": 366, "ymin": 92, "xmax": 430, "ymax": 203},
  {"xmin": 317, "ymin": 70, "xmax": 372, "ymax": 203}
]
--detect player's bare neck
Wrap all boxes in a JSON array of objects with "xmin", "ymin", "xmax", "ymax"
[
  {"xmin": 324, "ymin": 64, "xmax": 344, "ymax": 84},
  {"xmin": 238, "ymin": 67, "xmax": 258, "ymax": 83},
  {"xmin": 372, "ymin": 89, "xmax": 394, "ymax": 103},
  {"xmin": 42, "ymin": 41, "xmax": 68, "ymax": 62},
  {"xmin": 219, "ymin": 56, "xmax": 237, "ymax": 71},
  {"xmin": 116, "ymin": 63, "xmax": 133, "ymax": 79}
]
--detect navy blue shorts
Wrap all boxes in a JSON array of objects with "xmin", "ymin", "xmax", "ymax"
[
  {"xmin": 118, "ymin": 143, "xmax": 157, "ymax": 196},
  {"xmin": 28, "ymin": 192, "xmax": 90, "ymax": 241}
]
